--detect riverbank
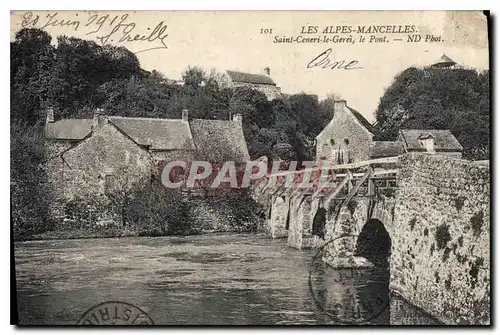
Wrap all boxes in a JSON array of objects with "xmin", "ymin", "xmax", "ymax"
[
  {"xmin": 15, "ymin": 189, "xmax": 266, "ymax": 242},
  {"xmin": 29, "ymin": 225, "xmax": 261, "ymax": 241}
]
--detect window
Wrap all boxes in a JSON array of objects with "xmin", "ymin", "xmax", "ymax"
[
  {"xmin": 330, "ymin": 139, "xmax": 335, "ymax": 146},
  {"xmin": 344, "ymin": 139, "xmax": 350, "ymax": 145},
  {"xmin": 105, "ymin": 175, "xmax": 117, "ymax": 194}
]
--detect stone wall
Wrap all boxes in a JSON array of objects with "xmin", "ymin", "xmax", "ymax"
[
  {"xmin": 151, "ymin": 150, "xmax": 195, "ymax": 166},
  {"xmin": 45, "ymin": 141, "xmax": 74, "ymax": 218},
  {"xmin": 61, "ymin": 118, "xmax": 152, "ymax": 198},
  {"xmin": 189, "ymin": 194, "xmax": 262, "ymax": 233},
  {"xmin": 390, "ymin": 153, "xmax": 490, "ymax": 325}
]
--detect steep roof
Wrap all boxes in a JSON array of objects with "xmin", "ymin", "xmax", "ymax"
[
  {"xmin": 315, "ymin": 101, "xmax": 374, "ymax": 139},
  {"xmin": 45, "ymin": 119, "xmax": 93, "ymax": 140},
  {"xmin": 190, "ymin": 119, "xmax": 250, "ymax": 163},
  {"xmin": 399, "ymin": 129, "xmax": 463, "ymax": 151},
  {"xmin": 432, "ymin": 54, "xmax": 456, "ymax": 68},
  {"xmin": 226, "ymin": 70, "xmax": 276, "ymax": 85},
  {"xmin": 347, "ymin": 106, "xmax": 375, "ymax": 134},
  {"xmin": 370, "ymin": 141, "xmax": 403, "ymax": 158},
  {"xmin": 46, "ymin": 113, "xmax": 250, "ymax": 162},
  {"xmin": 108, "ymin": 116, "xmax": 195, "ymax": 151}
]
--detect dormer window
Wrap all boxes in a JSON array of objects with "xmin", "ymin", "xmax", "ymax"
[{"xmin": 418, "ymin": 133, "xmax": 435, "ymax": 153}]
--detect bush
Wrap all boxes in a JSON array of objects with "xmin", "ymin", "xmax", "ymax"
[
  {"xmin": 63, "ymin": 195, "xmax": 110, "ymax": 228},
  {"xmin": 124, "ymin": 182, "xmax": 194, "ymax": 236},
  {"xmin": 215, "ymin": 190, "xmax": 262, "ymax": 232},
  {"xmin": 435, "ymin": 223, "xmax": 451, "ymax": 250},
  {"xmin": 11, "ymin": 121, "xmax": 54, "ymax": 241}
]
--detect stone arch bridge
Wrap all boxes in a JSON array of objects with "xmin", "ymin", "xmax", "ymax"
[
  {"xmin": 252, "ymin": 153, "xmax": 490, "ymax": 325},
  {"xmin": 256, "ymin": 156, "xmax": 399, "ymax": 264}
]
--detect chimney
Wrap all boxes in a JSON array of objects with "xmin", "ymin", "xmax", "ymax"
[
  {"xmin": 264, "ymin": 67, "xmax": 270, "ymax": 76},
  {"xmin": 232, "ymin": 113, "xmax": 242, "ymax": 124},
  {"xmin": 92, "ymin": 109, "xmax": 106, "ymax": 131},
  {"xmin": 46, "ymin": 107, "xmax": 54, "ymax": 123},
  {"xmin": 182, "ymin": 109, "xmax": 189, "ymax": 121},
  {"xmin": 333, "ymin": 100, "xmax": 347, "ymax": 115}
]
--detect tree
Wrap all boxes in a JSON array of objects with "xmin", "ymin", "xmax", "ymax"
[
  {"xmin": 11, "ymin": 29, "xmax": 142, "ymax": 124},
  {"xmin": 288, "ymin": 93, "xmax": 328, "ymax": 136},
  {"xmin": 51, "ymin": 36, "xmax": 141, "ymax": 117},
  {"xmin": 374, "ymin": 67, "xmax": 490, "ymax": 160},
  {"xmin": 182, "ymin": 66, "xmax": 205, "ymax": 89},
  {"xmin": 11, "ymin": 29, "xmax": 56, "ymax": 124}
]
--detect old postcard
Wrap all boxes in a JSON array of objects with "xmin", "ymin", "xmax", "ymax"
[{"xmin": 11, "ymin": 10, "xmax": 490, "ymax": 325}]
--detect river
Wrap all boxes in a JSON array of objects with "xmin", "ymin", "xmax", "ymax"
[{"xmin": 14, "ymin": 233, "xmax": 439, "ymax": 325}]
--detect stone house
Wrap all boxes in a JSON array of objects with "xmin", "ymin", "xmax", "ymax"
[
  {"xmin": 315, "ymin": 100, "xmax": 463, "ymax": 163},
  {"xmin": 226, "ymin": 67, "xmax": 282, "ymax": 100},
  {"xmin": 370, "ymin": 130, "xmax": 463, "ymax": 159},
  {"xmin": 315, "ymin": 100, "xmax": 374, "ymax": 164},
  {"xmin": 45, "ymin": 108, "xmax": 250, "ymax": 202}
]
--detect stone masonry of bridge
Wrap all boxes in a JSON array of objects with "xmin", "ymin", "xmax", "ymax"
[{"xmin": 261, "ymin": 153, "xmax": 490, "ymax": 325}]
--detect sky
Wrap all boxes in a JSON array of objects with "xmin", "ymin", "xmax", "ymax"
[{"xmin": 10, "ymin": 10, "xmax": 489, "ymax": 122}]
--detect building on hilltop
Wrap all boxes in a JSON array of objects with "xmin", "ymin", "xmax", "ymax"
[
  {"xmin": 44, "ymin": 108, "xmax": 250, "ymax": 202},
  {"xmin": 226, "ymin": 67, "xmax": 282, "ymax": 100},
  {"xmin": 431, "ymin": 54, "xmax": 457, "ymax": 69}
]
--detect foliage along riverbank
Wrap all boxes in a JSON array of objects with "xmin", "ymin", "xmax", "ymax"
[{"xmin": 18, "ymin": 186, "xmax": 266, "ymax": 242}]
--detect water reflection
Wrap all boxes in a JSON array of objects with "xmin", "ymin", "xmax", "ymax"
[
  {"xmin": 15, "ymin": 233, "xmax": 439, "ymax": 325},
  {"xmin": 309, "ymin": 260, "xmax": 390, "ymax": 325}
]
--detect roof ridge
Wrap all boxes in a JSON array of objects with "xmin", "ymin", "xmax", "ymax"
[
  {"xmin": 53, "ymin": 118, "xmax": 93, "ymax": 122},
  {"xmin": 191, "ymin": 118, "xmax": 234, "ymax": 122},
  {"xmin": 108, "ymin": 115, "xmax": 186, "ymax": 122},
  {"xmin": 226, "ymin": 69, "xmax": 276, "ymax": 85},
  {"xmin": 400, "ymin": 128, "xmax": 452, "ymax": 132}
]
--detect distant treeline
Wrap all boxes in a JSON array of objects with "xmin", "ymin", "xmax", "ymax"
[{"xmin": 11, "ymin": 28, "xmax": 335, "ymax": 162}]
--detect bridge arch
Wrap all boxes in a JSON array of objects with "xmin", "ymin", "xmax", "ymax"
[
  {"xmin": 312, "ymin": 207, "xmax": 327, "ymax": 239},
  {"xmin": 354, "ymin": 218, "xmax": 391, "ymax": 267},
  {"xmin": 269, "ymin": 195, "xmax": 289, "ymax": 238}
]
